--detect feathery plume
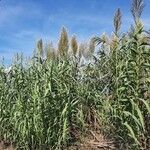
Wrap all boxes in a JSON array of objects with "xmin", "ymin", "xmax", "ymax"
[
  {"xmin": 114, "ymin": 8, "xmax": 122, "ymax": 34},
  {"xmin": 78, "ymin": 43, "xmax": 85, "ymax": 60},
  {"xmin": 89, "ymin": 38, "xmax": 95, "ymax": 56},
  {"xmin": 58, "ymin": 27, "xmax": 69, "ymax": 57},
  {"xmin": 101, "ymin": 33, "xmax": 109, "ymax": 44},
  {"xmin": 37, "ymin": 39, "xmax": 44, "ymax": 57},
  {"xmin": 45, "ymin": 42, "xmax": 56, "ymax": 60},
  {"xmin": 131, "ymin": 0, "xmax": 144, "ymax": 23},
  {"xmin": 71, "ymin": 35, "xmax": 78, "ymax": 56}
]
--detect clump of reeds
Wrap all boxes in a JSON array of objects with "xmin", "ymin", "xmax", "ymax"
[{"xmin": 0, "ymin": 0, "xmax": 149, "ymax": 150}]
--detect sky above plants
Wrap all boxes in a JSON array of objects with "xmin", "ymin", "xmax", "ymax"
[{"xmin": 0, "ymin": 0, "xmax": 150, "ymax": 64}]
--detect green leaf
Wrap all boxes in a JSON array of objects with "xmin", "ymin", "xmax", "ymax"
[
  {"xmin": 135, "ymin": 103, "xmax": 145, "ymax": 132},
  {"xmin": 139, "ymin": 98, "xmax": 150, "ymax": 114},
  {"xmin": 123, "ymin": 111, "xmax": 141, "ymax": 127},
  {"xmin": 123, "ymin": 122, "xmax": 140, "ymax": 145}
]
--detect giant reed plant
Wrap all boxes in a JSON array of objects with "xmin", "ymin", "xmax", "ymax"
[
  {"xmin": 0, "ymin": 53, "xmax": 100, "ymax": 149},
  {"xmin": 0, "ymin": 0, "xmax": 149, "ymax": 149},
  {"xmin": 91, "ymin": 0, "xmax": 150, "ymax": 149}
]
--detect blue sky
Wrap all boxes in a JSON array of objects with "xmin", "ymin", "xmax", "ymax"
[{"xmin": 0, "ymin": 0, "xmax": 150, "ymax": 64}]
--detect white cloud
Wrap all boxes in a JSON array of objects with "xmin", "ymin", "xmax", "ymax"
[
  {"xmin": 0, "ymin": 3, "xmax": 43, "ymax": 26},
  {"xmin": 0, "ymin": 5, "xmax": 23, "ymax": 25}
]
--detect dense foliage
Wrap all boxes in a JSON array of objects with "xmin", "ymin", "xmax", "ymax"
[{"xmin": 0, "ymin": 0, "xmax": 150, "ymax": 149}]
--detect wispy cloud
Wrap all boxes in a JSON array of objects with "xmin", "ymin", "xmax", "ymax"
[
  {"xmin": 0, "ymin": 2, "xmax": 43, "ymax": 27},
  {"xmin": 0, "ymin": 5, "xmax": 23, "ymax": 26}
]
